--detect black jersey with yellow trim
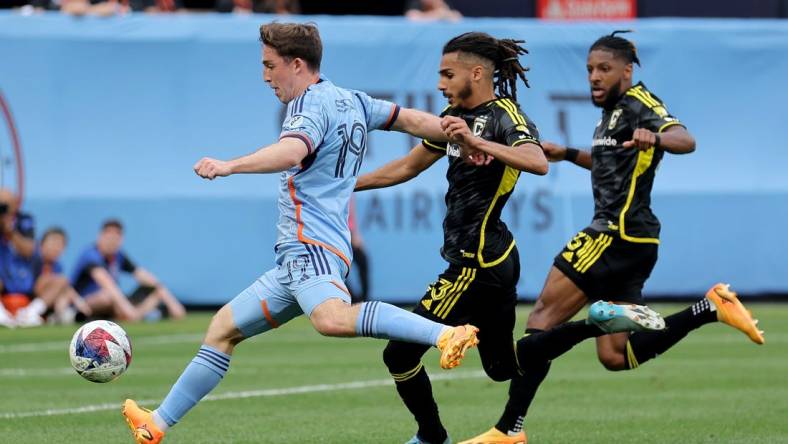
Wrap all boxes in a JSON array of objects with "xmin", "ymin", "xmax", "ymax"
[
  {"xmin": 590, "ymin": 82, "xmax": 685, "ymax": 244},
  {"xmin": 422, "ymin": 98, "xmax": 540, "ymax": 267}
]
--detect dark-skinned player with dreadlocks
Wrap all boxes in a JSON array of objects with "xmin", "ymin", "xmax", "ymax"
[
  {"xmin": 459, "ymin": 31, "xmax": 766, "ymax": 444},
  {"xmin": 355, "ymin": 32, "xmax": 665, "ymax": 444}
]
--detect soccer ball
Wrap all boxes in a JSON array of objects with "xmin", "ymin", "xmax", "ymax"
[{"xmin": 69, "ymin": 320, "xmax": 132, "ymax": 383}]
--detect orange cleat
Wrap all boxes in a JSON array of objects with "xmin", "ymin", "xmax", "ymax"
[
  {"xmin": 122, "ymin": 399, "xmax": 165, "ymax": 444},
  {"xmin": 706, "ymin": 283, "xmax": 765, "ymax": 345},
  {"xmin": 458, "ymin": 427, "xmax": 527, "ymax": 444},
  {"xmin": 437, "ymin": 324, "xmax": 479, "ymax": 369}
]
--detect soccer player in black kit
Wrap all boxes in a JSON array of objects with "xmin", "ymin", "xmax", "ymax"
[
  {"xmin": 460, "ymin": 31, "xmax": 766, "ymax": 444},
  {"xmin": 356, "ymin": 32, "xmax": 664, "ymax": 444}
]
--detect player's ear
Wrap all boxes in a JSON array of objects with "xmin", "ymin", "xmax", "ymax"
[
  {"xmin": 472, "ymin": 65, "xmax": 484, "ymax": 82},
  {"xmin": 623, "ymin": 63, "xmax": 633, "ymax": 82}
]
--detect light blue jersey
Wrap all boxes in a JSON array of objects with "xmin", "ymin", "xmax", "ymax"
[{"xmin": 275, "ymin": 77, "xmax": 399, "ymax": 272}]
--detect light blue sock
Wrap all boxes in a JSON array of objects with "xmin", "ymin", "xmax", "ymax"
[
  {"xmin": 154, "ymin": 345, "xmax": 231, "ymax": 427},
  {"xmin": 355, "ymin": 301, "xmax": 447, "ymax": 346}
]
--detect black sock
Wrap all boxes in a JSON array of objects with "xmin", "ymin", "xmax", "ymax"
[
  {"xmin": 625, "ymin": 298, "xmax": 717, "ymax": 369},
  {"xmin": 515, "ymin": 320, "xmax": 604, "ymax": 365},
  {"xmin": 393, "ymin": 365, "xmax": 447, "ymax": 444},
  {"xmin": 495, "ymin": 328, "xmax": 553, "ymax": 434},
  {"xmin": 495, "ymin": 358, "xmax": 551, "ymax": 434}
]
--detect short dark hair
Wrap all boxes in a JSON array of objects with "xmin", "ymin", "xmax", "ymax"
[
  {"xmin": 589, "ymin": 30, "xmax": 641, "ymax": 66},
  {"xmin": 259, "ymin": 22, "xmax": 322, "ymax": 71},
  {"xmin": 41, "ymin": 226, "xmax": 67, "ymax": 243},
  {"xmin": 101, "ymin": 219, "xmax": 124, "ymax": 232},
  {"xmin": 443, "ymin": 32, "xmax": 530, "ymax": 102}
]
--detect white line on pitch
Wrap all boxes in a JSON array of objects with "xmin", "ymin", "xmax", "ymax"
[
  {"xmin": 0, "ymin": 333, "xmax": 204, "ymax": 354},
  {"xmin": 0, "ymin": 370, "xmax": 488, "ymax": 420}
]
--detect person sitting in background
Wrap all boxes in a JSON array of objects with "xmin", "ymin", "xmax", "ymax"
[
  {"xmin": 17, "ymin": 227, "xmax": 93, "ymax": 324},
  {"xmin": 0, "ymin": 188, "xmax": 36, "ymax": 328},
  {"xmin": 72, "ymin": 219, "xmax": 186, "ymax": 322},
  {"xmin": 405, "ymin": 0, "xmax": 462, "ymax": 21}
]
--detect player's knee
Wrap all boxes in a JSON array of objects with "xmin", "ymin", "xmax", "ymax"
[
  {"xmin": 482, "ymin": 362, "xmax": 513, "ymax": 382},
  {"xmin": 204, "ymin": 306, "xmax": 244, "ymax": 348},
  {"xmin": 597, "ymin": 350, "xmax": 627, "ymax": 371},
  {"xmin": 310, "ymin": 314, "xmax": 352, "ymax": 337}
]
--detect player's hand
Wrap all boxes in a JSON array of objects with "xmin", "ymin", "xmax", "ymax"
[
  {"xmin": 541, "ymin": 141, "xmax": 567, "ymax": 162},
  {"xmin": 623, "ymin": 128, "xmax": 657, "ymax": 151},
  {"xmin": 441, "ymin": 116, "xmax": 473, "ymax": 145},
  {"xmin": 193, "ymin": 157, "xmax": 232, "ymax": 180},
  {"xmin": 460, "ymin": 144, "xmax": 493, "ymax": 166}
]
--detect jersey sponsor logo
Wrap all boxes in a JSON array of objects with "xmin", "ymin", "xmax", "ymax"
[
  {"xmin": 446, "ymin": 143, "xmax": 461, "ymax": 158},
  {"xmin": 608, "ymin": 109, "xmax": 622, "ymax": 129},
  {"xmin": 592, "ymin": 136, "xmax": 618, "ymax": 147}
]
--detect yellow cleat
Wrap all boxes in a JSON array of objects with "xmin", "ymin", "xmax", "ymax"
[
  {"xmin": 437, "ymin": 324, "xmax": 479, "ymax": 369},
  {"xmin": 458, "ymin": 427, "xmax": 527, "ymax": 444},
  {"xmin": 706, "ymin": 283, "xmax": 765, "ymax": 345},
  {"xmin": 122, "ymin": 399, "xmax": 165, "ymax": 444}
]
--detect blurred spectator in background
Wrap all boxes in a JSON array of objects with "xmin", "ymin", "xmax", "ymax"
[
  {"xmin": 58, "ymin": 0, "xmax": 178, "ymax": 16},
  {"xmin": 215, "ymin": 0, "xmax": 299, "ymax": 14},
  {"xmin": 0, "ymin": 191, "xmax": 92, "ymax": 327},
  {"xmin": 71, "ymin": 219, "xmax": 186, "ymax": 322},
  {"xmin": 0, "ymin": 188, "xmax": 35, "ymax": 328},
  {"xmin": 348, "ymin": 196, "xmax": 370, "ymax": 303},
  {"xmin": 405, "ymin": 0, "xmax": 462, "ymax": 21},
  {"xmin": 20, "ymin": 227, "xmax": 93, "ymax": 324}
]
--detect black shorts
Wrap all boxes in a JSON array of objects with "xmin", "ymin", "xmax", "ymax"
[
  {"xmin": 414, "ymin": 246, "xmax": 520, "ymax": 332},
  {"xmin": 553, "ymin": 227, "xmax": 658, "ymax": 304}
]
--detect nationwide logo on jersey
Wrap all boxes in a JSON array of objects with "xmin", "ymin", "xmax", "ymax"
[
  {"xmin": 446, "ymin": 143, "xmax": 461, "ymax": 158},
  {"xmin": 608, "ymin": 109, "xmax": 622, "ymax": 129},
  {"xmin": 592, "ymin": 137, "xmax": 618, "ymax": 147}
]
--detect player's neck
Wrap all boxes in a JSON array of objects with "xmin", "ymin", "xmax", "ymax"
[
  {"xmin": 292, "ymin": 72, "xmax": 321, "ymax": 99},
  {"xmin": 460, "ymin": 89, "xmax": 496, "ymax": 110}
]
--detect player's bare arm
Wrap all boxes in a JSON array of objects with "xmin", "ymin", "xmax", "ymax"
[
  {"xmin": 194, "ymin": 137, "xmax": 309, "ymax": 180},
  {"xmin": 541, "ymin": 141, "xmax": 593, "ymax": 170},
  {"xmin": 355, "ymin": 144, "xmax": 444, "ymax": 191},
  {"xmin": 623, "ymin": 125, "xmax": 695, "ymax": 154},
  {"xmin": 441, "ymin": 115, "xmax": 548, "ymax": 175},
  {"xmin": 390, "ymin": 108, "xmax": 449, "ymax": 142}
]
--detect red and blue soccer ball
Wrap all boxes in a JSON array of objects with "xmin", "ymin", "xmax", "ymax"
[{"xmin": 69, "ymin": 320, "xmax": 132, "ymax": 383}]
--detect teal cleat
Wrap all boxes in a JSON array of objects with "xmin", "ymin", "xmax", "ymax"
[
  {"xmin": 587, "ymin": 301, "xmax": 666, "ymax": 333},
  {"xmin": 405, "ymin": 434, "xmax": 452, "ymax": 444}
]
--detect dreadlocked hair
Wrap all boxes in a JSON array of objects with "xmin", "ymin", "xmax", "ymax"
[
  {"xmin": 589, "ymin": 30, "xmax": 640, "ymax": 66},
  {"xmin": 443, "ymin": 32, "xmax": 530, "ymax": 102}
]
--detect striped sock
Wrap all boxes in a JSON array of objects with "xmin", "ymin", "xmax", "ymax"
[
  {"xmin": 155, "ymin": 345, "xmax": 231, "ymax": 427},
  {"xmin": 355, "ymin": 301, "xmax": 446, "ymax": 346}
]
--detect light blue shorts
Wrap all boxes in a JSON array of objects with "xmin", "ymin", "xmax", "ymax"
[{"xmin": 229, "ymin": 248, "xmax": 351, "ymax": 338}]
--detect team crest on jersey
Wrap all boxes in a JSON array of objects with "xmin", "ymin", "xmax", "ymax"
[
  {"xmin": 608, "ymin": 109, "xmax": 622, "ymax": 130},
  {"xmin": 472, "ymin": 116, "xmax": 488, "ymax": 136}
]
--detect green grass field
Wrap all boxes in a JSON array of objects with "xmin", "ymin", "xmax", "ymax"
[{"xmin": 1, "ymin": 304, "xmax": 786, "ymax": 443}]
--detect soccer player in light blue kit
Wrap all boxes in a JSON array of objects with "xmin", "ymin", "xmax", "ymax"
[{"xmin": 122, "ymin": 22, "xmax": 480, "ymax": 444}]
